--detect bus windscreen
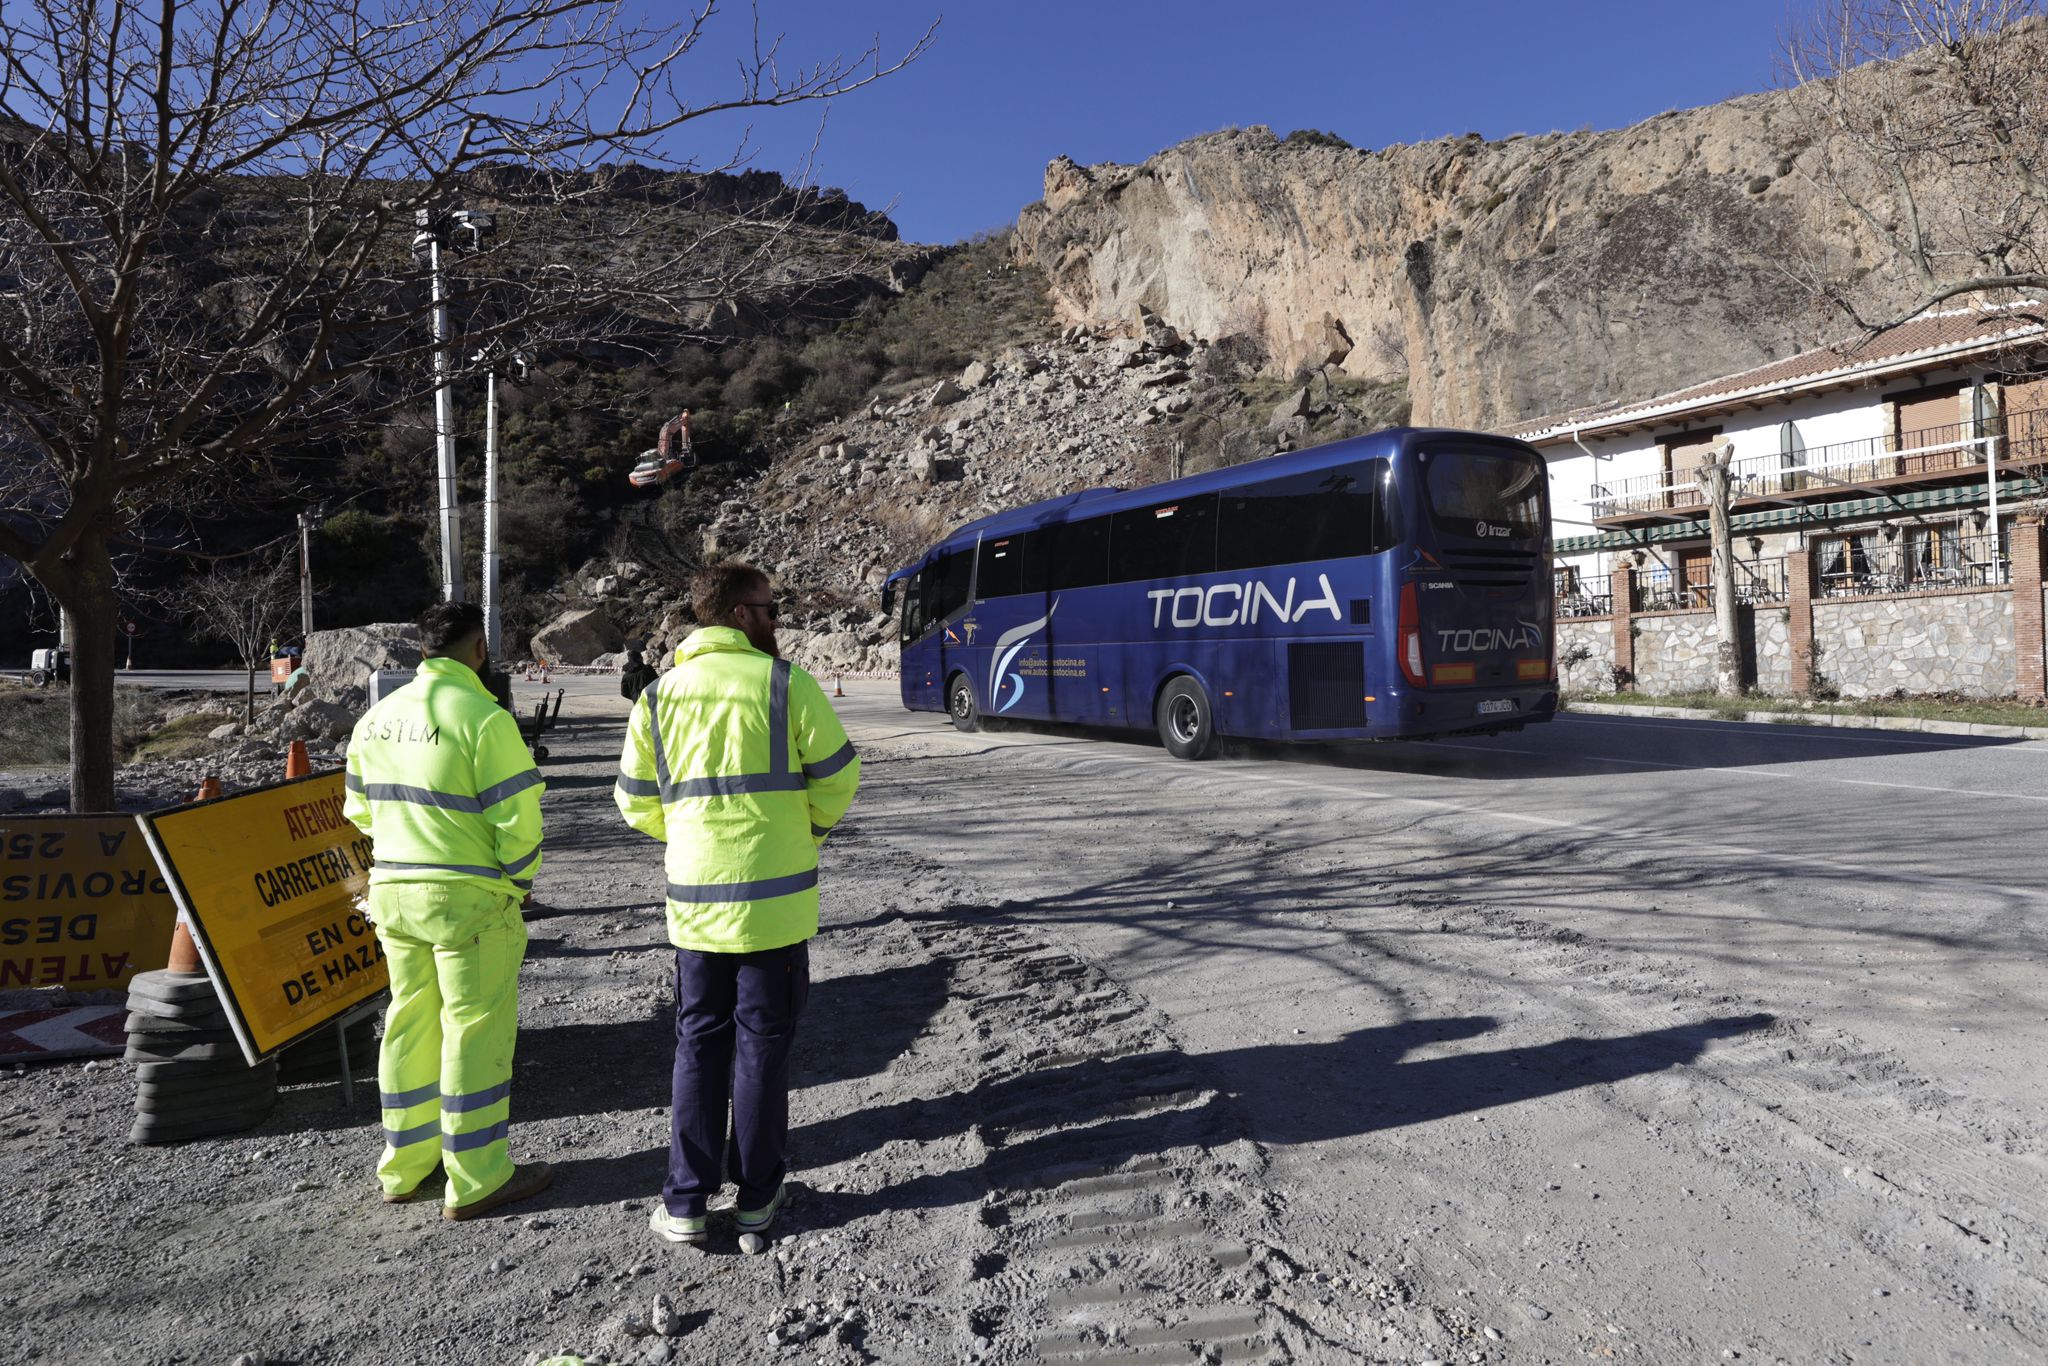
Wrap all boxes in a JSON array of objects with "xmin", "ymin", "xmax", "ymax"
[{"xmin": 1421, "ymin": 448, "xmax": 1544, "ymax": 539}]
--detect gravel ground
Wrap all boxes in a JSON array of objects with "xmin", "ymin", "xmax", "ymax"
[
  {"xmin": 0, "ymin": 688, "xmax": 1477, "ymax": 1366},
  {"xmin": 9, "ymin": 682, "xmax": 2043, "ymax": 1365}
]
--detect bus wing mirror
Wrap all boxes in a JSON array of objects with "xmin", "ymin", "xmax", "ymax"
[{"xmin": 881, "ymin": 583, "xmax": 896, "ymax": 616}]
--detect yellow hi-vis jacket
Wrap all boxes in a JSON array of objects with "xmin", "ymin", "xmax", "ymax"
[
  {"xmin": 615, "ymin": 627, "xmax": 859, "ymax": 953},
  {"xmin": 343, "ymin": 657, "xmax": 545, "ymax": 898}
]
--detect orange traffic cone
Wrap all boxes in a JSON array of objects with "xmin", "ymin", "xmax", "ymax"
[
  {"xmin": 284, "ymin": 740, "xmax": 310, "ymax": 779},
  {"xmin": 167, "ymin": 777, "xmax": 221, "ymax": 973},
  {"xmin": 833, "ymin": 674, "xmax": 845, "ymax": 698}
]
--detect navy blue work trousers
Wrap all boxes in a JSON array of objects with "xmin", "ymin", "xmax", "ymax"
[{"xmin": 664, "ymin": 940, "xmax": 810, "ymax": 1217}]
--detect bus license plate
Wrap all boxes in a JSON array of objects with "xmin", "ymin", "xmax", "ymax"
[{"xmin": 1475, "ymin": 699, "xmax": 1515, "ymax": 716}]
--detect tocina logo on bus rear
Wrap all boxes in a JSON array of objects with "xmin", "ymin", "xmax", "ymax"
[
  {"xmin": 1146, "ymin": 574, "xmax": 1342, "ymax": 630},
  {"xmin": 1435, "ymin": 621, "xmax": 1545, "ymax": 652}
]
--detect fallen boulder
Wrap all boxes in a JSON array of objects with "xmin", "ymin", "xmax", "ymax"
[
  {"xmin": 532, "ymin": 606, "xmax": 621, "ymax": 666},
  {"xmin": 299, "ymin": 623, "xmax": 422, "ymax": 713}
]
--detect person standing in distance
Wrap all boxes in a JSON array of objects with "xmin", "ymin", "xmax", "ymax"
[
  {"xmin": 617, "ymin": 562, "xmax": 859, "ymax": 1247},
  {"xmin": 343, "ymin": 601, "xmax": 552, "ymax": 1219}
]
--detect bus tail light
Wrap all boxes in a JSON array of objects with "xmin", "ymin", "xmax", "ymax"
[
  {"xmin": 1399, "ymin": 583, "xmax": 1425, "ymax": 686},
  {"xmin": 1517, "ymin": 658, "xmax": 1550, "ymax": 680}
]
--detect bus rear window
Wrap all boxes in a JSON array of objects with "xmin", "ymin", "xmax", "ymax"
[{"xmin": 1420, "ymin": 448, "xmax": 1544, "ymax": 538}]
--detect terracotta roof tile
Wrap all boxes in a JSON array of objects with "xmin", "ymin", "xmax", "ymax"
[{"xmin": 1517, "ymin": 302, "xmax": 2048, "ymax": 441}]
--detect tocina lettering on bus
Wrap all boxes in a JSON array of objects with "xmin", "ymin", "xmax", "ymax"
[
  {"xmin": 1435, "ymin": 622, "xmax": 1545, "ymax": 652},
  {"xmin": 1146, "ymin": 574, "xmax": 1342, "ymax": 630}
]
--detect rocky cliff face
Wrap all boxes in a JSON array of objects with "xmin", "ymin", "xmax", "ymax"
[{"xmin": 1016, "ymin": 101, "xmax": 1916, "ymax": 429}]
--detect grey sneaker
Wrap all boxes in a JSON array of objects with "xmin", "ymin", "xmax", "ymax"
[
  {"xmin": 736, "ymin": 1183, "xmax": 787, "ymax": 1236},
  {"xmin": 649, "ymin": 1202, "xmax": 709, "ymax": 1245}
]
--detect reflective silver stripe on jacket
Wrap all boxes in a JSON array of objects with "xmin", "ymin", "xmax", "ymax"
[
  {"xmin": 349, "ymin": 779, "xmax": 484, "ymax": 812},
  {"xmin": 641, "ymin": 657, "xmax": 808, "ymax": 803},
  {"xmin": 383, "ymin": 1119, "xmax": 440, "ymax": 1149},
  {"xmin": 442, "ymin": 1080, "xmax": 511, "ymax": 1114},
  {"xmin": 374, "ymin": 858, "xmax": 506, "ymax": 880},
  {"xmin": 503, "ymin": 845, "xmax": 541, "ymax": 877},
  {"xmin": 380, "ymin": 1082, "xmax": 438, "ymax": 1110},
  {"xmin": 803, "ymin": 740, "xmax": 856, "ymax": 780},
  {"xmin": 443, "ymin": 1118, "xmax": 510, "ymax": 1153},
  {"xmin": 644, "ymin": 686, "xmax": 676, "ymax": 803},
  {"xmin": 616, "ymin": 771, "xmax": 661, "ymax": 798},
  {"xmin": 475, "ymin": 769, "xmax": 543, "ymax": 809},
  {"xmin": 768, "ymin": 659, "xmax": 791, "ymax": 777},
  {"xmin": 665, "ymin": 867, "xmax": 819, "ymax": 903},
  {"xmin": 346, "ymin": 770, "xmax": 538, "ymax": 813},
  {"xmin": 671, "ymin": 772, "xmax": 805, "ymax": 798}
]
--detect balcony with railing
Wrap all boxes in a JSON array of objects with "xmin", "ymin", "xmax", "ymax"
[
  {"xmin": 1554, "ymin": 558, "xmax": 1792, "ymax": 616},
  {"xmin": 1555, "ymin": 571, "xmax": 1612, "ymax": 618},
  {"xmin": 1587, "ymin": 406, "xmax": 2048, "ymax": 523},
  {"xmin": 1815, "ymin": 533, "xmax": 2010, "ymax": 597}
]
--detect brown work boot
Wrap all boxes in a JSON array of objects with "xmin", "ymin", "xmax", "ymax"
[{"xmin": 442, "ymin": 1162, "xmax": 555, "ymax": 1222}]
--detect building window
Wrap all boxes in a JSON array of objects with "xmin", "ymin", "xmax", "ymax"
[
  {"xmin": 1778, "ymin": 421, "xmax": 1806, "ymax": 493},
  {"xmin": 1816, "ymin": 533, "xmax": 1873, "ymax": 595}
]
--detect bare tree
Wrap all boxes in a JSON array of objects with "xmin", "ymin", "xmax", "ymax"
[
  {"xmin": 1697, "ymin": 442, "xmax": 1744, "ymax": 698},
  {"xmin": 0, "ymin": 0, "xmax": 934, "ymax": 811},
  {"xmin": 1782, "ymin": 0, "xmax": 2048, "ymax": 328},
  {"xmin": 185, "ymin": 551, "xmax": 298, "ymax": 723}
]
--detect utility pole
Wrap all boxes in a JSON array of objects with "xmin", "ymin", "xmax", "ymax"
[
  {"xmin": 482, "ymin": 360, "xmax": 500, "ymax": 653},
  {"xmin": 474, "ymin": 347, "xmax": 525, "ymax": 662},
  {"xmin": 297, "ymin": 511, "xmax": 315, "ymax": 640},
  {"xmin": 412, "ymin": 206, "xmax": 495, "ymax": 606},
  {"xmin": 1698, "ymin": 440, "xmax": 1742, "ymax": 698},
  {"xmin": 427, "ymin": 231, "xmax": 464, "ymax": 604}
]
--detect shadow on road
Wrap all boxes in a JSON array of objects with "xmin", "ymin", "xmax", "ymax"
[{"xmin": 747, "ymin": 1010, "xmax": 1774, "ymax": 1234}]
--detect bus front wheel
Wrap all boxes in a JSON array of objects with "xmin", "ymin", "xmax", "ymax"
[
  {"xmin": 1156, "ymin": 676, "xmax": 1218, "ymax": 760},
  {"xmin": 948, "ymin": 674, "xmax": 981, "ymax": 733}
]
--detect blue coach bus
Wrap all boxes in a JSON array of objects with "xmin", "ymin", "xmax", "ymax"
[{"xmin": 881, "ymin": 427, "xmax": 1556, "ymax": 758}]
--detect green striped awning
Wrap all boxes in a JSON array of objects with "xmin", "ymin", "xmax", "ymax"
[{"xmin": 1554, "ymin": 476, "xmax": 2048, "ymax": 553}]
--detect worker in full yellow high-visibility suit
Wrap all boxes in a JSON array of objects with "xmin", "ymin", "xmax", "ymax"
[
  {"xmin": 343, "ymin": 601, "xmax": 551, "ymax": 1220},
  {"xmin": 617, "ymin": 561, "xmax": 859, "ymax": 1247}
]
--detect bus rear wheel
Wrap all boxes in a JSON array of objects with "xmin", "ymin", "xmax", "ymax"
[
  {"xmin": 1156, "ymin": 675, "xmax": 1218, "ymax": 760},
  {"xmin": 948, "ymin": 674, "xmax": 981, "ymax": 733}
]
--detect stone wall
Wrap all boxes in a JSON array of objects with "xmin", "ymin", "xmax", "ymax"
[
  {"xmin": 1632, "ymin": 611, "xmax": 1719, "ymax": 695},
  {"xmin": 1811, "ymin": 589, "xmax": 2014, "ymax": 699},
  {"xmin": 1557, "ymin": 618, "xmax": 1613, "ymax": 693},
  {"xmin": 1753, "ymin": 607, "xmax": 1794, "ymax": 695}
]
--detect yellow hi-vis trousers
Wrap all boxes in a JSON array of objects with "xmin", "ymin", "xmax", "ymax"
[{"xmin": 369, "ymin": 883, "xmax": 528, "ymax": 1208}]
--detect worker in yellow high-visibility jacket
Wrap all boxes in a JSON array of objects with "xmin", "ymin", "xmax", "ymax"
[
  {"xmin": 343, "ymin": 601, "xmax": 552, "ymax": 1220},
  {"xmin": 617, "ymin": 562, "xmax": 859, "ymax": 1247}
]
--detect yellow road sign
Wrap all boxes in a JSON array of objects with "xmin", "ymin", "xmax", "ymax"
[
  {"xmin": 0, "ymin": 816, "xmax": 176, "ymax": 990},
  {"xmin": 140, "ymin": 772, "xmax": 386, "ymax": 1062}
]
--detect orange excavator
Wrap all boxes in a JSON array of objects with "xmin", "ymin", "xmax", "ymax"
[{"xmin": 628, "ymin": 409, "xmax": 695, "ymax": 488}]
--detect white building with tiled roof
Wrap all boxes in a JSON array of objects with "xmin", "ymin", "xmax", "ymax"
[{"xmin": 1516, "ymin": 303, "xmax": 2048, "ymax": 614}]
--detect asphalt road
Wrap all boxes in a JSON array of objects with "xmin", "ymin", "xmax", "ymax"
[{"xmin": 828, "ymin": 689, "xmax": 2048, "ymax": 1364}]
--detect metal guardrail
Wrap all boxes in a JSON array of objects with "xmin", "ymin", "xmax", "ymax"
[{"xmin": 1587, "ymin": 406, "xmax": 2048, "ymax": 518}]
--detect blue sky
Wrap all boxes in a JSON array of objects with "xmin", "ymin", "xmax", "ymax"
[{"xmin": 670, "ymin": 1, "xmax": 1806, "ymax": 244}]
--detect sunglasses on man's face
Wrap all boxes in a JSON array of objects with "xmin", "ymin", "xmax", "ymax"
[{"xmin": 739, "ymin": 599, "xmax": 780, "ymax": 619}]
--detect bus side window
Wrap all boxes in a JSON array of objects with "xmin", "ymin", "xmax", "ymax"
[
  {"xmin": 1049, "ymin": 517, "xmax": 1111, "ymax": 591},
  {"xmin": 928, "ymin": 550, "xmax": 974, "ymax": 623},
  {"xmin": 900, "ymin": 568, "xmax": 928, "ymax": 643},
  {"xmin": 977, "ymin": 535, "xmax": 1023, "ymax": 599},
  {"xmin": 1110, "ymin": 493, "xmax": 1218, "ymax": 582},
  {"xmin": 1218, "ymin": 461, "xmax": 1381, "ymax": 570},
  {"xmin": 1016, "ymin": 529, "xmax": 1051, "ymax": 596}
]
